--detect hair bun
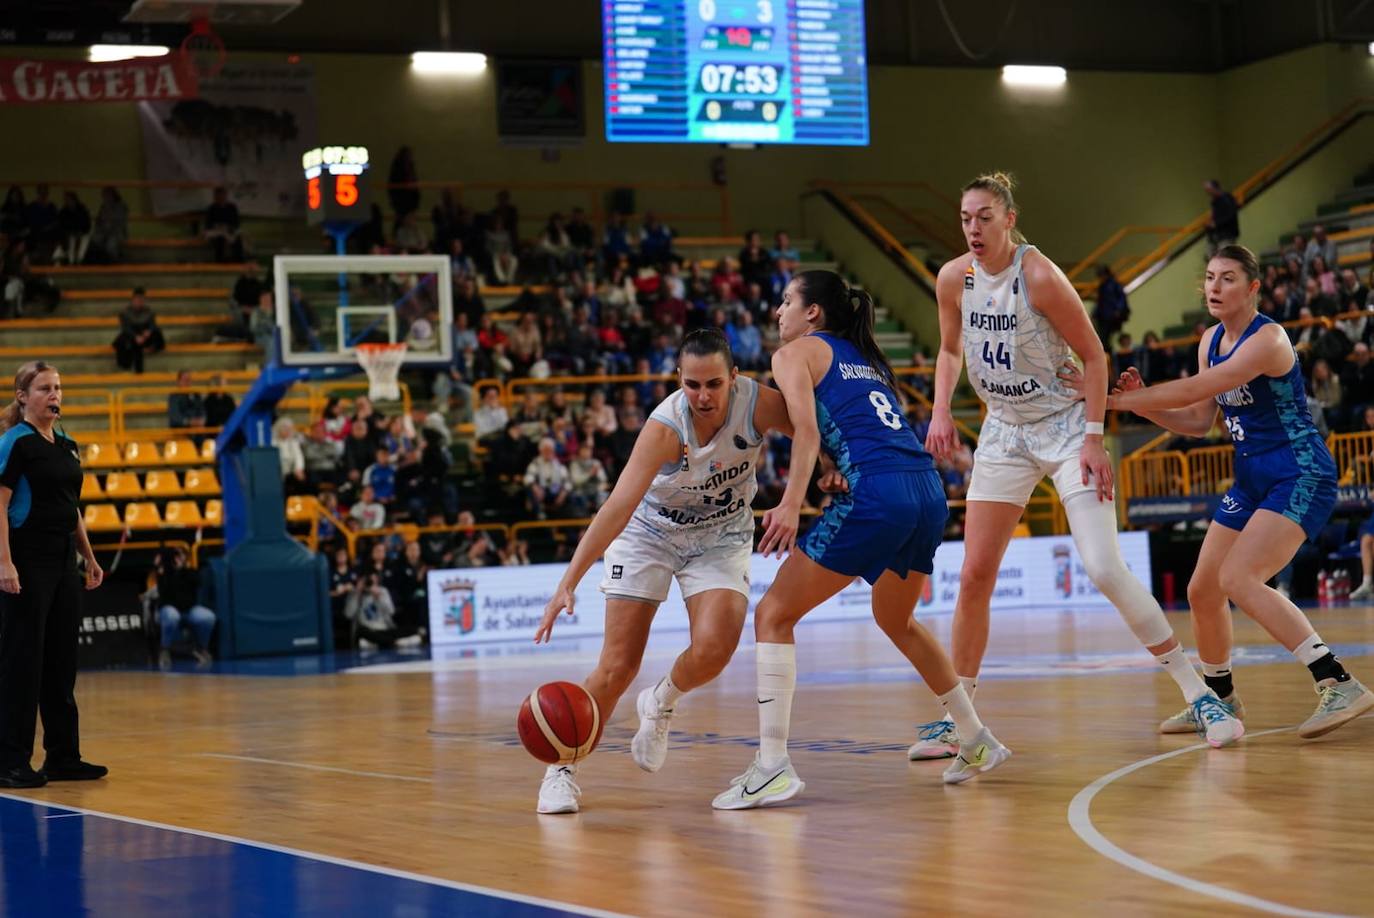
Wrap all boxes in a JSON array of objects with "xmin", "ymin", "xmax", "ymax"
[{"xmin": 988, "ymin": 171, "xmax": 1015, "ymax": 192}]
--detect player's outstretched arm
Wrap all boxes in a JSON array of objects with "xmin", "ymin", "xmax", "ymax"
[
  {"xmin": 927, "ymin": 258, "xmax": 968, "ymax": 460},
  {"xmin": 1112, "ymin": 324, "xmax": 1293, "ymax": 417},
  {"xmin": 534, "ymin": 421, "xmax": 680, "ymax": 643},
  {"xmin": 1058, "ymin": 361, "xmax": 1219, "ymax": 438}
]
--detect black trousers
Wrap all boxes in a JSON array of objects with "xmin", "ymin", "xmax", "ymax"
[{"xmin": 0, "ymin": 544, "xmax": 82, "ymax": 769}]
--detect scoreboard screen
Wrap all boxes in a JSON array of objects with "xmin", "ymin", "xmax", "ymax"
[{"xmin": 604, "ymin": 0, "xmax": 869, "ymax": 146}]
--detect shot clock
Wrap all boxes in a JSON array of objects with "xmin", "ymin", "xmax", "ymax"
[
  {"xmin": 302, "ymin": 146, "xmax": 371, "ymax": 225},
  {"xmin": 604, "ymin": 0, "xmax": 868, "ymax": 145}
]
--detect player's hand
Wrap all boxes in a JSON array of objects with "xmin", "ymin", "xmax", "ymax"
[
  {"xmin": 1080, "ymin": 439, "xmax": 1115, "ymax": 502},
  {"xmin": 535, "ymin": 585, "xmax": 576, "ymax": 643},
  {"xmin": 0, "ymin": 560, "xmax": 18, "ymax": 594},
  {"xmin": 84, "ymin": 558, "xmax": 104, "ymax": 591},
  {"xmin": 925, "ymin": 408, "xmax": 959, "ymax": 461},
  {"xmin": 1112, "ymin": 366, "xmax": 1145, "ymax": 395},
  {"xmin": 759, "ymin": 502, "xmax": 800, "ymax": 558},
  {"xmin": 817, "ymin": 468, "xmax": 849, "ymax": 493},
  {"xmin": 1056, "ymin": 361, "xmax": 1087, "ymax": 400}
]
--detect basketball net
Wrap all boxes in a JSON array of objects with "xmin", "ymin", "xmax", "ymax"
[
  {"xmin": 356, "ymin": 343, "xmax": 408, "ymax": 401},
  {"xmin": 180, "ymin": 18, "xmax": 227, "ymax": 81}
]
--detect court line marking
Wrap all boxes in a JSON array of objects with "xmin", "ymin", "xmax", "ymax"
[
  {"xmin": 0, "ymin": 791, "xmax": 633, "ymax": 918},
  {"xmin": 195, "ymin": 753, "xmax": 433, "ymax": 784},
  {"xmin": 43, "ymin": 813, "xmax": 84, "ymax": 819},
  {"xmin": 1067, "ymin": 727, "xmax": 1354, "ymax": 918}
]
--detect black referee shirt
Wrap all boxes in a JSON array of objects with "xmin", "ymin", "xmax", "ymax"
[{"xmin": 0, "ymin": 420, "xmax": 82, "ymax": 557}]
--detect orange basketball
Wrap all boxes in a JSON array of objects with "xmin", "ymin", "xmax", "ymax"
[{"xmin": 517, "ymin": 681, "xmax": 603, "ymax": 765}]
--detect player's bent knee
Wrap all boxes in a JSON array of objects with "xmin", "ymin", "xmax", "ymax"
[{"xmin": 1216, "ymin": 562, "xmax": 1261, "ymax": 600}]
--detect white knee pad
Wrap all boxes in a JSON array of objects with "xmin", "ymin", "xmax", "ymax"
[{"xmin": 1065, "ymin": 494, "xmax": 1175, "ymax": 647}]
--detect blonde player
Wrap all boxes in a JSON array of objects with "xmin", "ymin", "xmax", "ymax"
[
  {"xmin": 532, "ymin": 329, "xmax": 797, "ymax": 814},
  {"xmin": 914, "ymin": 172, "xmax": 1242, "ymax": 759}
]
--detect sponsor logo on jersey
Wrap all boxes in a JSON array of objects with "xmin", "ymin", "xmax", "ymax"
[
  {"xmin": 1215, "ymin": 384, "xmax": 1254, "ymax": 408},
  {"xmin": 979, "ymin": 376, "xmax": 1042, "ymax": 399},
  {"xmin": 1012, "ymin": 276, "xmax": 1019, "ymax": 296},
  {"xmin": 1219, "ymin": 494, "xmax": 1243, "ymax": 514},
  {"xmin": 968, "ymin": 312, "xmax": 1017, "ymax": 331},
  {"xmin": 656, "ymin": 496, "xmax": 748, "ymax": 527},
  {"xmin": 680, "ymin": 444, "xmax": 689, "ymax": 471},
  {"xmin": 683, "ymin": 459, "xmax": 752, "ymax": 493},
  {"xmin": 611, "ymin": 564, "xmax": 624, "ymax": 579},
  {"xmin": 964, "ymin": 265, "xmax": 975, "ymax": 290},
  {"xmin": 710, "ymin": 459, "xmax": 722, "ymax": 473}
]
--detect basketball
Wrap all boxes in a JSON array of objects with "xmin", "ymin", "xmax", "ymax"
[{"xmin": 517, "ymin": 681, "xmax": 602, "ymax": 765}]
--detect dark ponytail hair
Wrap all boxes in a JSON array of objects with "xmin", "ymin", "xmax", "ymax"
[
  {"xmin": 795, "ymin": 270, "xmax": 896, "ymax": 389},
  {"xmin": 680, "ymin": 327, "xmax": 735, "ymax": 369}
]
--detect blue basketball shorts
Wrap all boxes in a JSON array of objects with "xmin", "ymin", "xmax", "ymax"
[
  {"xmin": 1212, "ymin": 436, "xmax": 1337, "ymax": 540},
  {"xmin": 800, "ymin": 468, "xmax": 947, "ymax": 585}
]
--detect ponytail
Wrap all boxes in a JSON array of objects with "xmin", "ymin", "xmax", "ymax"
[
  {"xmin": 795, "ymin": 270, "xmax": 897, "ymax": 389},
  {"xmin": 0, "ymin": 400, "xmax": 20, "ymax": 434}
]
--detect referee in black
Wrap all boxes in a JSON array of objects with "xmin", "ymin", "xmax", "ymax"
[{"xmin": 0, "ymin": 360, "xmax": 106, "ymax": 787}]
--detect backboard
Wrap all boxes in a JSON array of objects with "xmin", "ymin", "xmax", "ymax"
[{"xmin": 272, "ymin": 254, "xmax": 453, "ymax": 369}]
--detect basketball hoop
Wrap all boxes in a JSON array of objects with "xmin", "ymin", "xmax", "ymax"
[
  {"xmin": 355, "ymin": 342, "xmax": 408, "ymax": 401},
  {"xmin": 180, "ymin": 17, "xmax": 227, "ymax": 80}
]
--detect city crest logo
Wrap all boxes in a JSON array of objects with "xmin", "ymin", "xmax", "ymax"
[{"xmin": 440, "ymin": 576, "xmax": 477, "ymax": 635}]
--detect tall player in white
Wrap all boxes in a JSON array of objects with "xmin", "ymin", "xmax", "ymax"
[
  {"xmin": 532, "ymin": 329, "xmax": 802, "ymax": 814},
  {"xmin": 914, "ymin": 172, "xmax": 1243, "ymax": 758}
]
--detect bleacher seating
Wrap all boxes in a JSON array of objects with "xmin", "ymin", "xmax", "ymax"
[{"xmin": 164, "ymin": 501, "xmax": 204, "ymax": 527}]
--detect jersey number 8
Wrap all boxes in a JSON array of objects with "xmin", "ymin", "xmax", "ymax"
[
  {"xmin": 869, "ymin": 391, "xmax": 903, "ymax": 431},
  {"xmin": 982, "ymin": 340, "xmax": 1013, "ymax": 370}
]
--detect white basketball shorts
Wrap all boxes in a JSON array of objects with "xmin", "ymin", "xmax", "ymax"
[
  {"xmin": 598, "ymin": 520, "xmax": 752, "ymax": 604},
  {"xmin": 966, "ymin": 401, "xmax": 1098, "ymax": 506}
]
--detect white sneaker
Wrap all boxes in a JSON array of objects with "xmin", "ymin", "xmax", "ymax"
[
  {"xmin": 537, "ymin": 765, "xmax": 581, "ymax": 814},
  {"xmin": 711, "ymin": 754, "xmax": 805, "ymax": 810},
  {"xmin": 631, "ymin": 686, "xmax": 674, "ymax": 773},
  {"xmin": 907, "ymin": 717, "xmax": 960, "ymax": 760},
  {"xmin": 1350, "ymin": 582, "xmax": 1374, "ymax": 601},
  {"xmin": 1299, "ymin": 677, "xmax": 1374, "ymax": 738},
  {"xmin": 1189, "ymin": 692, "xmax": 1245, "ymax": 748},
  {"xmin": 941, "ymin": 727, "xmax": 1011, "ymax": 785},
  {"xmin": 1159, "ymin": 692, "xmax": 1246, "ymax": 735}
]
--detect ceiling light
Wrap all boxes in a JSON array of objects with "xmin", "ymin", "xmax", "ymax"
[
  {"xmin": 1002, "ymin": 65, "xmax": 1067, "ymax": 87},
  {"xmin": 89, "ymin": 44, "xmax": 171, "ymax": 62},
  {"xmin": 410, "ymin": 52, "xmax": 487, "ymax": 75}
]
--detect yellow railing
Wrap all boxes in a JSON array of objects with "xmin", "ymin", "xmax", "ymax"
[
  {"xmin": 1185, "ymin": 445, "xmax": 1235, "ymax": 495},
  {"xmin": 1330, "ymin": 430, "xmax": 1374, "ymax": 485}
]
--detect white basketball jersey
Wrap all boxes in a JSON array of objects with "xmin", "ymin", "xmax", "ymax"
[
  {"xmin": 961, "ymin": 244, "xmax": 1079, "ymax": 425},
  {"xmin": 632, "ymin": 375, "xmax": 762, "ymax": 544}
]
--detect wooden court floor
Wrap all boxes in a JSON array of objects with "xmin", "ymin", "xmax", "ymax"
[{"xmin": 6, "ymin": 604, "xmax": 1374, "ymax": 917}]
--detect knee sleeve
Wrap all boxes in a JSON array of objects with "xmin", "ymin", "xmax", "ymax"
[{"xmin": 1065, "ymin": 494, "xmax": 1175, "ymax": 647}]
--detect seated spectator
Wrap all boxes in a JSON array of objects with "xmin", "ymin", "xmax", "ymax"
[
  {"xmin": 394, "ymin": 212, "xmax": 429, "ymax": 254},
  {"xmin": 473, "ymin": 386, "xmax": 510, "ymax": 444},
  {"xmin": 566, "ymin": 206, "xmax": 597, "ymax": 263},
  {"xmin": 639, "ymin": 211, "xmax": 675, "ymax": 266},
  {"xmin": 328, "ymin": 547, "xmax": 359, "ymax": 647},
  {"xmin": 727, "ymin": 308, "xmax": 763, "ymax": 370},
  {"xmin": 344, "ymin": 572, "xmax": 405, "ymax": 649},
  {"xmin": 54, "ymin": 191, "xmax": 91, "ymax": 266},
  {"xmin": 273, "ymin": 417, "xmax": 308, "ymax": 492},
  {"xmin": 617, "ymin": 385, "xmax": 645, "ymax": 429},
  {"xmin": 767, "ymin": 256, "xmax": 792, "ymax": 304},
  {"xmin": 167, "ymin": 369, "xmax": 207, "ymax": 433},
  {"xmin": 152, "ymin": 546, "xmax": 215, "ymax": 668},
  {"xmin": 1136, "ymin": 331, "xmax": 1173, "ymax": 386},
  {"xmin": 585, "ymin": 388, "xmax": 618, "ymax": 437},
  {"xmin": 363, "ymin": 448, "xmax": 398, "ymax": 504},
  {"xmin": 511, "ymin": 390, "xmax": 548, "ymax": 440},
  {"xmin": 231, "ymin": 260, "xmax": 265, "ymax": 328},
  {"xmin": 343, "ymin": 419, "xmax": 378, "ymax": 477},
  {"xmin": 501, "ymin": 537, "xmax": 532, "ymax": 566},
  {"xmin": 320, "ymin": 397, "xmax": 350, "ymax": 452},
  {"xmin": 1310, "ymin": 255, "xmax": 1338, "ymax": 298},
  {"xmin": 524, "ymin": 437, "xmax": 571, "ymax": 519},
  {"xmin": 485, "ymin": 215, "xmax": 518, "ymax": 284},
  {"xmin": 567, "ymin": 442, "xmax": 609, "ymax": 516},
  {"xmin": 598, "ymin": 308, "xmax": 633, "ymax": 374},
  {"xmin": 1342, "ymin": 343, "xmax": 1374, "ymax": 424},
  {"xmin": 382, "ymin": 414, "xmax": 416, "ymax": 459},
  {"xmin": 537, "ymin": 212, "xmax": 577, "ymax": 277},
  {"xmin": 1292, "ymin": 306, "xmax": 1322, "ymax": 352},
  {"xmin": 349, "ymin": 485, "xmax": 386, "ymax": 530},
  {"xmin": 1309, "ymin": 358, "xmax": 1342, "ymax": 429},
  {"xmin": 457, "ymin": 529, "xmax": 500, "ymax": 568},
  {"xmin": 602, "ymin": 212, "xmax": 633, "ymax": 265},
  {"xmin": 288, "ymin": 285, "xmax": 321, "ymax": 352},
  {"xmin": 204, "ymin": 374, "xmax": 237, "ymax": 428},
  {"xmin": 113, "ymin": 287, "xmax": 165, "ymax": 373},
  {"xmin": 770, "ymin": 230, "xmax": 800, "ymax": 271},
  {"xmin": 1338, "ymin": 268, "xmax": 1368, "ymax": 316},
  {"xmin": 23, "ymin": 184, "xmax": 59, "ymax": 263},
  {"xmin": 509, "ymin": 312, "xmax": 543, "ymax": 376},
  {"xmin": 302, "ymin": 421, "xmax": 340, "ymax": 488},
  {"xmin": 204, "ymin": 186, "xmax": 245, "ymax": 262},
  {"xmin": 385, "ymin": 540, "xmax": 429, "ymax": 636},
  {"xmin": 1304, "ymin": 225, "xmax": 1338, "ymax": 278},
  {"xmin": 738, "ymin": 230, "xmax": 771, "ymax": 288},
  {"xmin": 251, "ymin": 291, "xmax": 277, "ymax": 356},
  {"xmin": 608, "ymin": 410, "xmax": 643, "ymax": 475},
  {"xmin": 420, "ymin": 513, "xmax": 456, "ymax": 567}
]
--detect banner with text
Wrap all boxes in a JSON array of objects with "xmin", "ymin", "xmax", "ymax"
[
  {"xmin": 0, "ymin": 55, "xmax": 197, "ymax": 105},
  {"xmin": 138, "ymin": 63, "xmax": 317, "ymax": 217},
  {"xmin": 428, "ymin": 532, "xmax": 1151, "ymax": 645}
]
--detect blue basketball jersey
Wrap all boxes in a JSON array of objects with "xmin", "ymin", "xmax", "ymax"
[
  {"xmin": 1207, "ymin": 313, "xmax": 1321, "ymax": 460},
  {"xmin": 809, "ymin": 333, "xmax": 933, "ymax": 483}
]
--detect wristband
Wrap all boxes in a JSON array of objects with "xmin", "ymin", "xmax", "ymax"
[{"xmin": 1084, "ymin": 421, "xmax": 1105, "ymax": 436}]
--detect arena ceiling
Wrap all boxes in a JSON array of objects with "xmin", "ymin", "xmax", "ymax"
[{"xmin": 3, "ymin": 0, "xmax": 1374, "ymax": 73}]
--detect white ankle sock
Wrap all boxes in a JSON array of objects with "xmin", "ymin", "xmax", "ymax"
[
  {"xmin": 1292, "ymin": 633, "xmax": 1331, "ymax": 666},
  {"xmin": 938, "ymin": 684, "xmax": 984, "ymax": 740},
  {"xmin": 653, "ymin": 675, "xmax": 682, "ymax": 711},
  {"xmin": 1155, "ymin": 645, "xmax": 1209, "ymax": 703},
  {"xmin": 958, "ymin": 675, "xmax": 978, "ymax": 701},
  {"xmin": 756, "ymin": 643, "xmax": 796, "ymax": 767}
]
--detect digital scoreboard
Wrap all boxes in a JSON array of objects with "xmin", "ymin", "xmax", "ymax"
[
  {"xmin": 604, "ymin": 0, "xmax": 869, "ymax": 145},
  {"xmin": 302, "ymin": 145, "xmax": 371, "ymax": 225}
]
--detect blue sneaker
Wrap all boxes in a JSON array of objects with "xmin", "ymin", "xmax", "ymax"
[
  {"xmin": 1191, "ymin": 692, "xmax": 1244, "ymax": 748},
  {"xmin": 907, "ymin": 717, "xmax": 959, "ymax": 760}
]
